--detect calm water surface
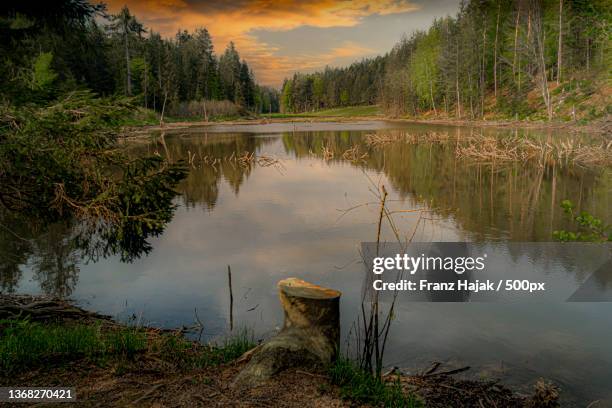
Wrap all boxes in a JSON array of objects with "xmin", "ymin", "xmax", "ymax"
[{"xmin": 3, "ymin": 122, "xmax": 611, "ymax": 405}]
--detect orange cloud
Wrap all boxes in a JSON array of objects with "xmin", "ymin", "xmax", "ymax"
[{"xmin": 104, "ymin": 0, "xmax": 419, "ymax": 86}]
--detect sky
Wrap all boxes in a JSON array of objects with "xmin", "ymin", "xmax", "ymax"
[{"xmin": 105, "ymin": 0, "xmax": 462, "ymax": 87}]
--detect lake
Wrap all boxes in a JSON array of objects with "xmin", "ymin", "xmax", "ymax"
[{"xmin": 3, "ymin": 121, "xmax": 611, "ymax": 406}]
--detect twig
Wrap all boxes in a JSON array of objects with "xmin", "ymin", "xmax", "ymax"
[{"xmin": 228, "ymin": 265, "xmax": 233, "ymax": 332}]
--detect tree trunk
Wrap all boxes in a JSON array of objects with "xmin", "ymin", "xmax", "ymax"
[
  {"xmin": 160, "ymin": 88, "xmax": 168, "ymax": 126},
  {"xmin": 455, "ymin": 39, "xmax": 461, "ymax": 119},
  {"xmin": 557, "ymin": 0, "xmax": 563, "ymax": 84},
  {"xmin": 143, "ymin": 57, "xmax": 148, "ymax": 108},
  {"xmin": 494, "ymin": 1, "xmax": 500, "ymax": 100},
  {"xmin": 233, "ymin": 278, "xmax": 341, "ymax": 387},
  {"xmin": 124, "ymin": 28, "xmax": 132, "ymax": 96},
  {"xmin": 586, "ymin": 37, "xmax": 590, "ymax": 71},
  {"xmin": 481, "ymin": 24, "xmax": 487, "ymax": 118},
  {"xmin": 513, "ymin": 5, "xmax": 521, "ymax": 80},
  {"xmin": 426, "ymin": 63, "xmax": 437, "ymax": 115}
]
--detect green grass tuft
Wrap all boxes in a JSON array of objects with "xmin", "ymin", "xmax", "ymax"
[
  {"xmin": 0, "ymin": 318, "xmax": 147, "ymax": 374},
  {"xmin": 328, "ymin": 358, "xmax": 422, "ymax": 407},
  {"xmin": 154, "ymin": 328, "xmax": 256, "ymax": 370}
]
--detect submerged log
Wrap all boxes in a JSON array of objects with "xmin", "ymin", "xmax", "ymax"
[{"xmin": 233, "ymin": 278, "xmax": 341, "ymax": 387}]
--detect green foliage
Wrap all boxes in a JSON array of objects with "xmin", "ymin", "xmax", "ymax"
[
  {"xmin": 409, "ymin": 27, "xmax": 441, "ymax": 110},
  {"xmin": 0, "ymin": 91, "xmax": 187, "ymax": 260},
  {"xmin": 281, "ymin": 79, "xmax": 294, "ymax": 113},
  {"xmin": 279, "ymin": 0, "xmax": 611, "ymax": 120},
  {"xmin": 328, "ymin": 358, "xmax": 422, "ymax": 407},
  {"xmin": 0, "ymin": 318, "xmax": 147, "ymax": 374},
  {"xmin": 270, "ymin": 105, "xmax": 381, "ymax": 118},
  {"xmin": 553, "ymin": 200, "xmax": 611, "ymax": 242},
  {"xmin": 340, "ymin": 89, "xmax": 350, "ymax": 106},
  {"xmin": 31, "ymin": 52, "xmax": 58, "ymax": 91},
  {"xmin": 1, "ymin": 1, "xmax": 276, "ymax": 115}
]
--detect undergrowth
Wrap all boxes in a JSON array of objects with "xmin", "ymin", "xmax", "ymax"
[{"xmin": 0, "ymin": 318, "xmax": 255, "ymax": 375}]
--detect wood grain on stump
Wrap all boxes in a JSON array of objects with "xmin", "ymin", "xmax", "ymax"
[{"xmin": 233, "ymin": 278, "xmax": 341, "ymax": 387}]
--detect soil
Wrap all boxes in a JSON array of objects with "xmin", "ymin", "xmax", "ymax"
[{"xmin": 3, "ymin": 360, "xmax": 350, "ymax": 407}]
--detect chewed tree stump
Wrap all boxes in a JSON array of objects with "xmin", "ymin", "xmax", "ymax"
[{"xmin": 233, "ymin": 278, "xmax": 341, "ymax": 387}]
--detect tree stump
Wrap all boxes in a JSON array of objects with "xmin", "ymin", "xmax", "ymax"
[{"xmin": 233, "ymin": 278, "xmax": 341, "ymax": 387}]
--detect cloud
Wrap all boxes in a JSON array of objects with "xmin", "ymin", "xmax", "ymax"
[{"xmin": 105, "ymin": 0, "xmax": 420, "ymax": 86}]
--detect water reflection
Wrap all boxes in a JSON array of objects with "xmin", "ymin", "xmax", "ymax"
[
  {"xmin": 0, "ymin": 216, "xmax": 79, "ymax": 297},
  {"xmin": 132, "ymin": 127, "xmax": 609, "ymax": 242}
]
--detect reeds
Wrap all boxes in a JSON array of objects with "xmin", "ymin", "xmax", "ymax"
[
  {"xmin": 322, "ymin": 143, "xmax": 334, "ymax": 160},
  {"xmin": 365, "ymin": 131, "xmax": 450, "ymax": 147},
  {"xmin": 455, "ymin": 135, "xmax": 612, "ymax": 166},
  {"xmin": 365, "ymin": 130, "xmax": 611, "ymax": 167},
  {"xmin": 342, "ymin": 145, "xmax": 369, "ymax": 162},
  {"xmin": 188, "ymin": 151, "xmax": 285, "ymax": 172},
  {"xmin": 364, "ymin": 131, "xmax": 405, "ymax": 147}
]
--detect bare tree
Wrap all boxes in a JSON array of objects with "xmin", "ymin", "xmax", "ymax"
[{"xmin": 519, "ymin": 2, "xmax": 553, "ymax": 120}]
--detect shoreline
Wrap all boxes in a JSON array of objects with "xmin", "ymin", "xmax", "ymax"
[
  {"xmin": 121, "ymin": 114, "xmax": 611, "ymax": 137},
  {"xmin": 0, "ymin": 294, "xmax": 562, "ymax": 407}
]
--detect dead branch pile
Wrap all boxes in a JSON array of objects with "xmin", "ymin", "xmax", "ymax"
[
  {"xmin": 364, "ymin": 131, "xmax": 407, "ymax": 147},
  {"xmin": 190, "ymin": 151, "xmax": 285, "ymax": 172},
  {"xmin": 322, "ymin": 144, "xmax": 334, "ymax": 160},
  {"xmin": 384, "ymin": 363, "xmax": 560, "ymax": 408},
  {"xmin": 342, "ymin": 145, "xmax": 368, "ymax": 162},
  {"xmin": 0, "ymin": 294, "xmax": 112, "ymax": 323},
  {"xmin": 456, "ymin": 136, "xmax": 612, "ymax": 166},
  {"xmin": 365, "ymin": 131, "xmax": 450, "ymax": 147},
  {"xmin": 555, "ymin": 139, "xmax": 612, "ymax": 166},
  {"xmin": 364, "ymin": 129, "xmax": 611, "ymax": 167},
  {"xmin": 455, "ymin": 136, "xmax": 543, "ymax": 162}
]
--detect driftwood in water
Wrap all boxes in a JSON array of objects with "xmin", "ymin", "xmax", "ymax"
[{"xmin": 234, "ymin": 278, "xmax": 341, "ymax": 387}]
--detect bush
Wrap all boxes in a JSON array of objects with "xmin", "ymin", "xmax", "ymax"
[
  {"xmin": 0, "ymin": 91, "xmax": 187, "ymax": 261},
  {"xmin": 553, "ymin": 200, "xmax": 610, "ymax": 242}
]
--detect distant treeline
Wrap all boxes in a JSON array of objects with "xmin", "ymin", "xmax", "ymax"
[
  {"xmin": 280, "ymin": 0, "xmax": 610, "ymax": 120},
  {"xmin": 1, "ymin": 2, "xmax": 280, "ymax": 116}
]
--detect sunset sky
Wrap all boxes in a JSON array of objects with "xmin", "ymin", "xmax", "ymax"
[{"xmin": 105, "ymin": 0, "xmax": 462, "ymax": 87}]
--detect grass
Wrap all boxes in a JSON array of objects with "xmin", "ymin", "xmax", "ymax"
[
  {"xmin": 0, "ymin": 318, "xmax": 147, "ymax": 373},
  {"xmin": 328, "ymin": 358, "xmax": 422, "ymax": 408},
  {"xmin": 269, "ymin": 105, "xmax": 382, "ymax": 119},
  {"xmin": 0, "ymin": 318, "xmax": 256, "ymax": 375},
  {"xmin": 152, "ymin": 328, "xmax": 256, "ymax": 370}
]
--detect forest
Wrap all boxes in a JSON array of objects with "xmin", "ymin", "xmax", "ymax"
[
  {"xmin": 280, "ymin": 0, "xmax": 610, "ymax": 121},
  {"xmin": 1, "ymin": 2, "xmax": 280, "ymax": 118}
]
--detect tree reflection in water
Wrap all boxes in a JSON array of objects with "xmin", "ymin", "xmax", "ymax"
[{"xmin": 2, "ymin": 127, "xmax": 610, "ymax": 297}]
